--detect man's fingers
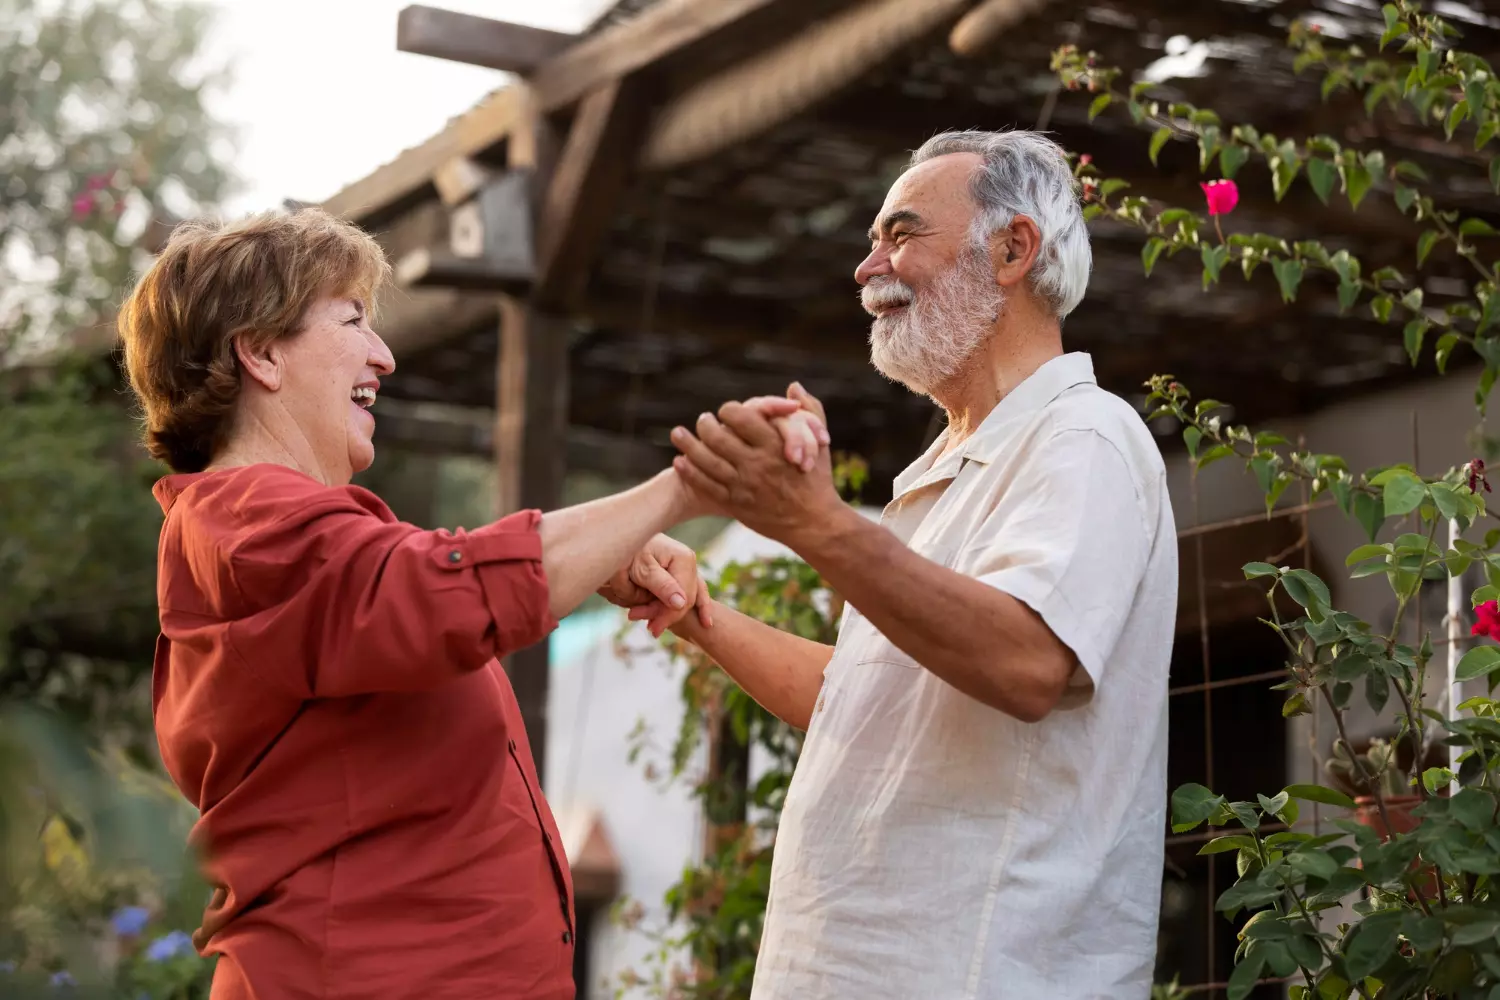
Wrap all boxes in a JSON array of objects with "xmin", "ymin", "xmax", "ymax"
[
  {"xmin": 671, "ymin": 425, "xmax": 739, "ymax": 484},
  {"xmin": 695, "ymin": 412, "xmax": 757, "ymax": 464},
  {"xmin": 771, "ymin": 414, "xmax": 820, "ymax": 472},
  {"xmin": 742, "ymin": 395, "xmax": 804, "ymax": 418},
  {"xmin": 716, "ymin": 400, "xmax": 780, "ymax": 449},
  {"xmin": 631, "ymin": 556, "xmax": 687, "ymax": 611}
]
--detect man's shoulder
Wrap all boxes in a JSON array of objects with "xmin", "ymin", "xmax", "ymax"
[{"xmin": 1037, "ymin": 385, "xmax": 1164, "ymax": 471}]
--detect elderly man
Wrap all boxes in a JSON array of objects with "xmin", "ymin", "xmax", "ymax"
[{"xmin": 660, "ymin": 129, "xmax": 1179, "ymax": 998}]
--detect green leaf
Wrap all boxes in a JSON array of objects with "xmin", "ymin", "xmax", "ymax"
[
  {"xmin": 1306, "ymin": 157, "xmax": 1337, "ymax": 205},
  {"xmin": 1435, "ymin": 332, "xmax": 1460, "ymax": 374},
  {"xmin": 1477, "ymin": 119, "xmax": 1498, "ymax": 151},
  {"xmin": 1141, "ymin": 237, "xmax": 1167, "ymax": 277},
  {"xmin": 1257, "ymin": 791, "xmax": 1289, "ymax": 816},
  {"xmin": 1351, "ymin": 491, "xmax": 1384, "ymax": 543},
  {"xmin": 1183, "ymin": 425, "xmax": 1202, "ymax": 460},
  {"xmin": 1381, "ymin": 2, "xmax": 1400, "ymax": 31},
  {"xmin": 1491, "ymin": 156, "xmax": 1500, "ymax": 195},
  {"xmin": 1088, "ymin": 93, "xmax": 1113, "ymax": 121},
  {"xmin": 1421, "ymin": 766, "xmax": 1455, "ymax": 794},
  {"xmin": 1459, "ymin": 218, "xmax": 1499, "ymax": 237},
  {"xmin": 1201, "ymin": 243, "xmax": 1229, "ymax": 289},
  {"xmin": 1455, "ymin": 645, "xmax": 1500, "ymax": 682},
  {"xmin": 1393, "ymin": 160, "xmax": 1429, "ymax": 182},
  {"xmin": 1338, "ymin": 279, "xmax": 1361, "ymax": 314},
  {"xmin": 1345, "ymin": 162, "xmax": 1374, "ymax": 209},
  {"xmin": 1199, "ymin": 834, "xmax": 1257, "ymax": 855},
  {"xmin": 1287, "ymin": 849, "xmax": 1339, "ymax": 880},
  {"xmin": 1171, "ymin": 783, "xmax": 1226, "ymax": 833},
  {"xmin": 1393, "ymin": 184, "xmax": 1418, "ymax": 214},
  {"xmin": 1149, "ymin": 127, "xmax": 1172, "ymax": 166},
  {"xmin": 1281, "ymin": 569, "xmax": 1331, "ymax": 617},
  {"xmin": 1227, "ymin": 954, "xmax": 1266, "ymax": 1000},
  {"xmin": 1219, "ymin": 144, "xmax": 1249, "ymax": 179},
  {"xmin": 1344, "ymin": 911, "xmax": 1404, "ymax": 982},
  {"xmin": 1417, "ymin": 229, "xmax": 1442, "ymax": 267},
  {"xmin": 1271, "ymin": 258, "xmax": 1304, "ymax": 303},
  {"xmin": 1273, "ymin": 154, "xmax": 1302, "ymax": 202},
  {"xmin": 1382, "ymin": 471, "xmax": 1427, "ymax": 516},
  {"xmin": 1404, "ymin": 319, "xmax": 1429, "ymax": 365},
  {"xmin": 1284, "ymin": 783, "xmax": 1357, "ymax": 809},
  {"xmin": 1099, "ymin": 178, "xmax": 1130, "ymax": 199},
  {"xmin": 1197, "ymin": 444, "xmax": 1233, "ymax": 470},
  {"xmin": 1243, "ymin": 561, "xmax": 1280, "ymax": 579},
  {"xmin": 1447, "ymin": 100, "xmax": 1470, "ymax": 139}
]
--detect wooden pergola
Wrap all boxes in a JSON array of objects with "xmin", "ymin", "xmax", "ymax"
[{"xmin": 314, "ymin": 0, "xmax": 1500, "ymax": 779}]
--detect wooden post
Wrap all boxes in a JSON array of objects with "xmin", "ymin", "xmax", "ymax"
[{"xmin": 495, "ymin": 294, "xmax": 570, "ymax": 782}]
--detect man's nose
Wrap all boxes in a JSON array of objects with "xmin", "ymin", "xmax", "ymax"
[{"xmin": 854, "ymin": 247, "xmax": 891, "ymax": 286}]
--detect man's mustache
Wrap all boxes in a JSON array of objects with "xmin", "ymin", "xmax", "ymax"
[{"xmin": 861, "ymin": 277, "xmax": 915, "ymax": 318}]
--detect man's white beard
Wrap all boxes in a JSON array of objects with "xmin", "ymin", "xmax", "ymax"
[{"xmin": 863, "ymin": 248, "xmax": 1003, "ymax": 397}]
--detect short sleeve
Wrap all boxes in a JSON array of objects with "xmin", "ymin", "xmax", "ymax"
[{"xmin": 972, "ymin": 429, "xmax": 1152, "ymax": 694}]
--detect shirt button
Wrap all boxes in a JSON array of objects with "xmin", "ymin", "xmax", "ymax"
[
  {"xmin": 562, "ymin": 930, "xmax": 572, "ymax": 945},
  {"xmin": 447, "ymin": 550, "xmax": 463, "ymax": 564}
]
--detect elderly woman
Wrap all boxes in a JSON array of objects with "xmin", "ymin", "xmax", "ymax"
[{"xmin": 117, "ymin": 208, "xmax": 822, "ymax": 999}]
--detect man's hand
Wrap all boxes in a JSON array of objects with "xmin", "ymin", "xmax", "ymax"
[
  {"xmin": 670, "ymin": 384, "xmax": 845, "ymax": 543},
  {"xmin": 598, "ymin": 534, "xmax": 712, "ymax": 638}
]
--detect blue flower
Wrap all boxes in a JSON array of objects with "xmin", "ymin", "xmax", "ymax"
[
  {"xmin": 50, "ymin": 969, "xmax": 76, "ymax": 988},
  {"xmin": 144, "ymin": 930, "xmax": 194, "ymax": 963},
  {"xmin": 110, "ymin": 905, "xmax": 151, "ymax": 937}
]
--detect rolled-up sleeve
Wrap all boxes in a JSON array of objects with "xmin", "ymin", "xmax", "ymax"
[
  {"xmin": 972, "ymin": 428, "xmax": 1150, "ymax": 692},
  {"xmin": 221, "ymin": 474, "xmax": 557, "ymax": 699}
]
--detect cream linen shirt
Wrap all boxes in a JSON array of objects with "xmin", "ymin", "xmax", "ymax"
[{"xmin": 750, "ymin": 353, "xmax": 1178, "ymax": 1000}]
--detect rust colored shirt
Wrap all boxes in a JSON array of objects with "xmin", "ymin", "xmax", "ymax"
[{"xmin": 151, "ymin": 464, "xmax": 574, "ymax": 1000}]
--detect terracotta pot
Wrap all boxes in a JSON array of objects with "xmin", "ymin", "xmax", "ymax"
[{"xmin": 1352, "ymin": 795, "xmax": 1437, "ymax": 899}]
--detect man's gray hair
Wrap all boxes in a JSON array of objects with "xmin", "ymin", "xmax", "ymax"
[{"xmin": 909, "ymin": 129, "xmax": 1092, "ymax": 319}]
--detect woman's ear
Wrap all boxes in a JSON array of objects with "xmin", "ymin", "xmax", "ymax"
[
  {"xmin": 991, "ymin": 214, "xmax": 1043, "ymax": 290},
  {"xmin": 233, "ymin": 333, "xmax": 283, "ymax": 393}
]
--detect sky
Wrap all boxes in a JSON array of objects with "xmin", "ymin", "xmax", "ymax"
[{"xmin": 196, "ymin": 0, "xmax": 617, "ymax": 216}]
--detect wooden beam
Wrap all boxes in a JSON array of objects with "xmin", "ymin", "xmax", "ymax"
[
  {"xmin": 393, "ymin": 247, "xmax": 532, "ymax": 293},
  {"xmin": 529, "ymin": 0, "xmax": 789, "ymax": 111},
  {"xmin": 396, "ymin": 5, "xmax": 575, "ymax": 74},
  {"xmin": 323, "ymin": 0, "xmax": 812, "ymax": 226},
  {"xmin": 494, "ymin": 295, "xmax": 570, "ymax": 782},
  {"xmin": 535, "ymin": 78, "xmax": 650, "ymax": 308},
  {"xmin": 432, "ymin": 157, "xmax": 492, "ymax": 207}
]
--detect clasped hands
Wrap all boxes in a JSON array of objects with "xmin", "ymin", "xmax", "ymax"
[{"xmin": 599, "ymin": 383, "xmax": 842, "ymax": 637}]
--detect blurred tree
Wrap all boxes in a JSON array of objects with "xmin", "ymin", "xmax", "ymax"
[{"xmin": 0, "ymin": 0, "xmax": 232, "ymax": 753}]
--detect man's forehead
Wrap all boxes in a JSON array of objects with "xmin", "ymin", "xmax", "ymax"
[{"xmin": 873, "ymin": 152, "xmax": 981, "ymax": 229}]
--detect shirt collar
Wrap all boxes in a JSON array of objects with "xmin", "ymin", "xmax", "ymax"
[{"xmin": 888, "ymin": 352, "xmax": 1097, "ymax": 502}]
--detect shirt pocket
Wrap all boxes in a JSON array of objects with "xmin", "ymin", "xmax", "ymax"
[{"xmin": 852, "ymin": 543, "xmax": 957, "ymax": 671}]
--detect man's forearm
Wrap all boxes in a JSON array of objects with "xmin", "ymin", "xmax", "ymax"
[
  {"xmin": 674, "ymin": 602, "xmax": 833, "ymax": 730},
  {"xmin": 538, "ymin": 470, "xmax": 693, "ymax": 620},
  {"xmin": 785, "ymin": 506, "xmax": 1071, "ymax": 722}
]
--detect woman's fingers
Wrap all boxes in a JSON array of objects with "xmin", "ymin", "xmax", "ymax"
[{"xmin": 695, "ymin": 580, "xmax": 713, "ymax": 628}]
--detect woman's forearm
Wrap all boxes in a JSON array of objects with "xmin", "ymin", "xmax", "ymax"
[
  {"xmin": 537, "ymin": 469, "xmax": 697, "ymax": 620},
  {"xmin": 673, "ymin": 601, "xmax": 833, "ymax": 730}
]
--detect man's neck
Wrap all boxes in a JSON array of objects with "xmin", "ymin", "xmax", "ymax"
[{"xmin": 934, "ymin": 308, "xmax": 1064, "ymax": 449}]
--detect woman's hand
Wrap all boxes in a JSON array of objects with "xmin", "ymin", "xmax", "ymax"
[
  {"xmin": 598, "ymin": 534, "xmax": 711, "ymax": 638},
  {"xmin": 743, "ymin": 382, "xmax": 830, "ymax": 473}
]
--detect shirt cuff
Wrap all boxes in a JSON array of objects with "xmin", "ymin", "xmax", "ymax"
[
  {"xmin": 444, "ymin": 511, "xmax": 557, "ymax": 656},
  {"xmin": 978, "ymin": 566, "xmax": 1102, "ymax": 699}
]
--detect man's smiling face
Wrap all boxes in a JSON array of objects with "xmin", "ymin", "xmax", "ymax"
[{"xmin": 854, "ymin": 152, "xmax": 1003, "ymax": 396}]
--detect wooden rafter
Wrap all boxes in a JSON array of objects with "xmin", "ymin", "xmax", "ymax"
[
  {"xmin": 535, "ymin": 77, "xmax": 651, "ymax": 309},
  {"xmin": 396, "ymin": 5, "xmax": 575, "ymax": 74}
]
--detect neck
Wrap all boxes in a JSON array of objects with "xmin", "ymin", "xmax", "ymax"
[
  {"xmin": 933, "ymin": 301, "xmax": 1064, "ymax": 445},
  {"xmin": 207, "ymin": 406, "xmax": 342, "ymax": 486}
]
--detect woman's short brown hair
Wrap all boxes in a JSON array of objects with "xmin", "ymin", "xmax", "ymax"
[{"xmin": 118, "ymin": 207, "xmax": 391, "ymax": 473}]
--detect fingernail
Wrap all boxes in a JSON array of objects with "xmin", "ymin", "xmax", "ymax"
[
  {"xmin": 818, "ymin": 428, "xmax": 830, "ymax": 444},
  {"xmin": 791, "ymin": 447, "xmax": 803, "ymax": 464},
  {"xmin": 670, "ymin": 594, "xmax": 686, "ymax": 609}
]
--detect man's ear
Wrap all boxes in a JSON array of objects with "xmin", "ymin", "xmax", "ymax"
[
  {"xmin": 233, "ymin": 333, "xmax": 283, "ymax": 393},
  {"xmin": 990, "ymin": 214, "xmax": 1043, "ymax": 290}
]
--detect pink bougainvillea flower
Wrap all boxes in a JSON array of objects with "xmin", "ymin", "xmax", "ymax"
[
  {"xmin": 1473, "ymin": 599, "xmax": 1500, "ymax": 639},
  {"xmin": 72, "ymin": 193, "xmax": 95, "ymax": 220},
  {"xmin": 1201, "ymin": 179, "xmax": 1239, "ymax": 216},
  {"xmin": 1078, "ymin": 154, "xmax": 1093, "ymax": 166},
  {"xmin": 84, "ymin": 173, "xmax": 111, "ymax": 192}
]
